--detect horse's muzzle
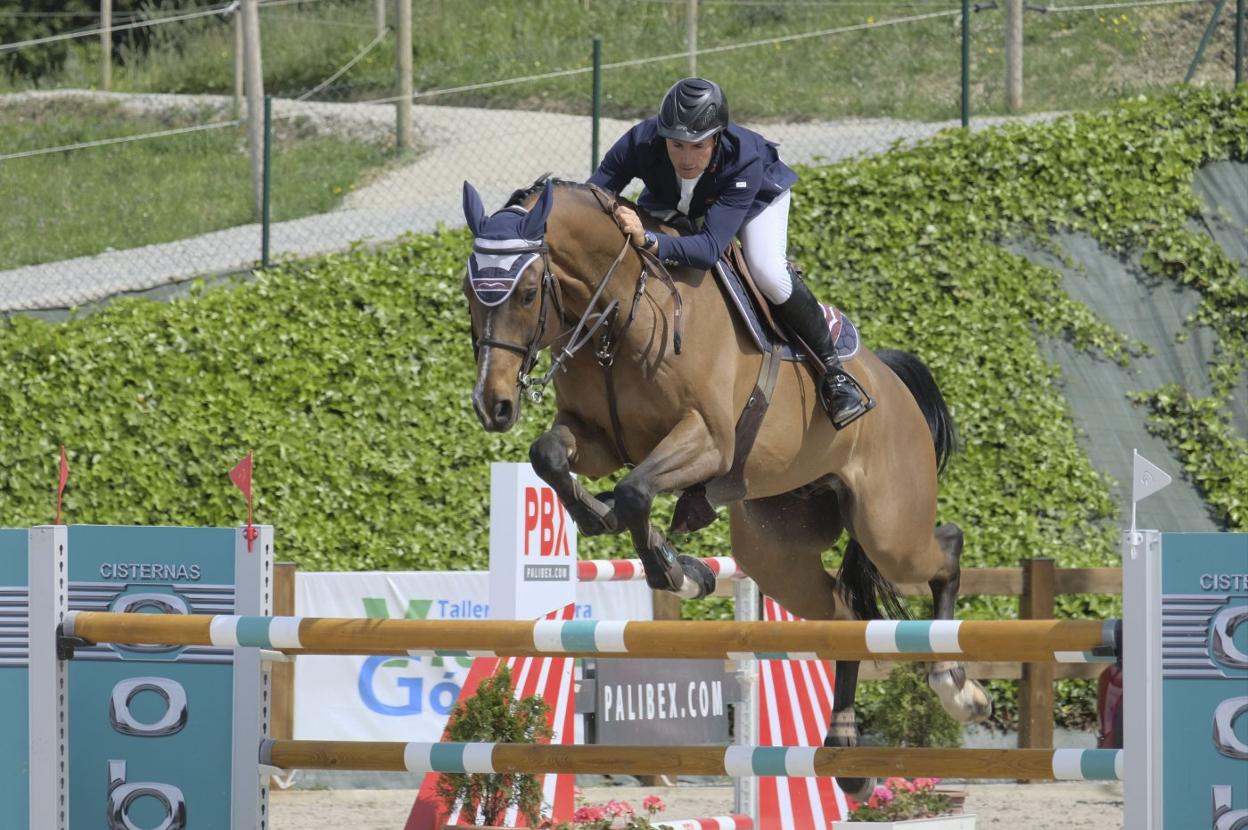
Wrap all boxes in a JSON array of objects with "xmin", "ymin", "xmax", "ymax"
[{"xmin": 472, "ymin": 388, "xmax": 518, "ymax": 432}]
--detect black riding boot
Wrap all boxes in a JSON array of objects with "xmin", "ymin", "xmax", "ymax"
[{"xmin": 773, "ymin": 276, "xmax": 874, "ymax": 429}]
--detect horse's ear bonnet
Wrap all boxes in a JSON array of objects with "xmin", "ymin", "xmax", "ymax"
[
  {"xmin": 462, "ymin": 181, "xmax": 486, "ymax": 236},
  {"xmin": 519, "ymin": 183, "xmax": 555, "ymax": 240},
  {"xmin": 464, "ymin": 181, "xmax": 552, "ymax": 307}
]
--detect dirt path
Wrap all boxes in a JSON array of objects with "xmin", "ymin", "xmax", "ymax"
[
  {"xmin": 0, "ymin": 90, "xmax": 1056, "ymax": 312},
  {"xmin": 269, "ymin": 781, "xmax": 1124, "ymax": 829}
]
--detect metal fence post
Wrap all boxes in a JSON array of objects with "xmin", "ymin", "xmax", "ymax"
[
  {"xmin": 961, "ymin": 0, "xmax": 971, "ymax": 127},
  {"xmin": 687, "ymin": 0, "xmax": 698, "ymax": 77},
  {"xmin": 1237, "ymin": 0, "xmax": 1244, "ymax": 84},
  {"xmin": 1185, "ymin": 0, "xmax": 1228, "ymax": 84},
  {"xmin": 592, "ymin": 35, "xmax": 603, "ymax": 173},
  {"xmin": 262, "ymin": 95, "xmax": 272, "ymax": 269}
]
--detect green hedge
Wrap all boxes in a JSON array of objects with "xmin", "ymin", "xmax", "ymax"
[{"xmin": 2, "ymin": 85, "xmax": 1243, "ymax": 728}]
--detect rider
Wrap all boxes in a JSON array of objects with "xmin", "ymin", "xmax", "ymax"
[{"xmin": 588, "ymin": 77, "xmax": 871, "ymax": 429}]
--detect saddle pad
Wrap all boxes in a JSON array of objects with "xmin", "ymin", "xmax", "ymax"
[{"xmin": 714, "ymin": 260, "xmax": 861, "ymax": 363}]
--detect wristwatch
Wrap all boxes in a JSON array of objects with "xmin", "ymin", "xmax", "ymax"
[{"xmin": 641, "ymin": 230, "xmax": 659, "ymax": 251}]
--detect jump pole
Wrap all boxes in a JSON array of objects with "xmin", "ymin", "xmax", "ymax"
[
  {"xmin": 260, "ymin": 740, "xmax": 1125, "ymax": 781},
  {"xmin": 61, "ymin": 613, "xmax": 1120, "ymax": 664}
]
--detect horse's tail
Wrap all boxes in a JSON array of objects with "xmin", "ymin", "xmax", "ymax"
[
  {"xmin": 838, "ymin": 538, "xmax": 908, "ymax": 622},
  {"xmin": 835, "ymin": 349, "xmax": 958, "ymax": 623},
  {"xmin": 876, "ymin": 348, "xmax": 958, "ymax": 475}
]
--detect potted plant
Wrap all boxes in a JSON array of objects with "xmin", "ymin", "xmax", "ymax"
[
  {"xmin": 832, "ymin": 778, "xmax": 975, "ymax": 828},
  {"xmin": 438, "ymin": 665, "xmax": 553, "ymax": 829}
]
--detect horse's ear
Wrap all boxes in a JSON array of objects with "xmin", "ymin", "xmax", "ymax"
[
  {"xmin": 462, "ymin": 181, "xmax": 486, "ymax": 236},
  {"xmin": 519, "ymin": 184, "xmax": 555, "ymax": 240}
]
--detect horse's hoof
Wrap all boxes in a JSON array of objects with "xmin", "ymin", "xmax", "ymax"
[
  {"xmin": 639, "ymin": 536, "xmax": 685, "ymax": 592},
  {"xmin": 837, "ymin": 776, "xmax": 876, "ymax": 802},
  {"xmin": 928, "ymin": 662, "xmax": 993, "ymax": 723},
  {"xmin": 824, "ymin": 728, "xmax": 874, "ymax": 801},
  {"xmin": 675, "ymin": 554, "xmax": 716, "ymax": 599}
]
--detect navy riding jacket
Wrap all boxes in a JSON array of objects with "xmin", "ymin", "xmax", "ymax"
[{"xmin": 588, "ymin": 118, "xmax": 798, "ymax": 270}]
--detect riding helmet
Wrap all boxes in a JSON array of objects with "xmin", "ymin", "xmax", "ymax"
[{"xmin": 656, "ymin": 78, "xmax": 728, "ymax": 143}]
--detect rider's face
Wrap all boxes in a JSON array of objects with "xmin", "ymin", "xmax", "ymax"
[{"xmin": 665, "ymin": 137, "xmax": 715, "ymax": 179}]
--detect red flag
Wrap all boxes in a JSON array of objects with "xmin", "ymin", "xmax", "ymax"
[
  {"xmin": 230, "ymin": 452, "xmax": 256, "ymax": 551},
  {"xmin": 55, "ymin": 446, "xmax": 69, "ymax": 525},
  {"xmin": 229, "ymin": 452, "xmax": 253, "ymax": 500}
]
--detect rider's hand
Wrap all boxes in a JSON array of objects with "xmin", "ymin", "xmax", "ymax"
[{"xmin": 612, "ymin": 205, "xmax": 646, "ymax": 248}]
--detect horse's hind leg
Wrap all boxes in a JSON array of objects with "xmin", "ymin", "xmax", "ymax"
[
  {"xmin": 728, "ymin": 495, "xmax": 875, "ymax": 800},
  {"xmin": 926, "ymin": 522, "xmax": 992, "ymax": 722}
]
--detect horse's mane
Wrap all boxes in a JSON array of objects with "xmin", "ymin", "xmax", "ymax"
[{"xmin": 504, "ymin": 174, "xmax": 605, "ymax": 209}]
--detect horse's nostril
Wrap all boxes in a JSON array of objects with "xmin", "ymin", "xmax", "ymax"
[{"xmin": 492, "ymin": 399, "xmax": 513, "ymax": 427}]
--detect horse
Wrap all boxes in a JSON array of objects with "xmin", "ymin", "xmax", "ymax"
[{"xmin": 461, "ymin": 176, "xmax": 991, "ymax": 798}]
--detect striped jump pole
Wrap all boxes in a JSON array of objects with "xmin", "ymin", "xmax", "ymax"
[
  {"xmin": 578, "ymin": 556, "xmax": 744, "ymax": 583},
  {"xmin": 656, "ymin": 817, "xmax": 753, "ymax": 830},
  {"xmin": 62, "ymin": 612, "xmax": 1120, "ymax": 664},
  {"xmin": 259, "ymin": 740, "xmax": 1125, "ymax": 782}
]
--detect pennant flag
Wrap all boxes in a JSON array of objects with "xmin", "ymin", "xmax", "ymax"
[
  {"xmin": 1132, "ymin": 450, "xmax": 1172, "ymax": 505},
  {"xmin": 229, "ymin": 452, "xmax": 253, "ymax": 500},
  {"xmin": 55, "ymin": 446, "xmax": 69, "ymax": 525},
  {"xmin": 230, "ymin": 452, "xmax": 256, "ymax": 551}
]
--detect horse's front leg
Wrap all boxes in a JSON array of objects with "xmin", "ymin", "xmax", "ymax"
[
  {"xmin": 529, "ymin": 413, "xmax": 624, "ymax": 538},
  {"xmin": 614, "ymin": 411, "xmax": 728, "ymax": 599}
]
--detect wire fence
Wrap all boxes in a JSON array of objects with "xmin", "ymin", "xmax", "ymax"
[{"xmin": 0, "ymin": 0, "xmax": 1243, "ymax": 311}]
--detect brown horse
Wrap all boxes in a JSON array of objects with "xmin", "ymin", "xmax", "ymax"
[{"xmin": 462, "ymin": 177, "xmax": 990, "ymax": 797}]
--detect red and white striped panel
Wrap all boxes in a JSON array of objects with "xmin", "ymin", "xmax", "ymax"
[
  {"xmin": 576, "ymin": 557, "xmax": 743, "ymax": 582},
  {"xmin": 756, "ymin": 597, "xmax": 848, "ymax": 830},
  {"xmin": 406, "ymin": 604, "xmax": 578, "ymax": 829},
  {"xmin": 657, "ymin": 816, "xmax": 753, "ymax": 830}
]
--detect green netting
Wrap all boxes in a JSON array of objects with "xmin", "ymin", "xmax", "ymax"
[{"xmin": 1004, "ymin": 161, "xmax": 1248, "ymax": 532}]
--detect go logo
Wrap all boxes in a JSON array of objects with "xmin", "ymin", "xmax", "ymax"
[{"xmin": 356, "ymin": 597, "xmax": 470, "ymax": 717}]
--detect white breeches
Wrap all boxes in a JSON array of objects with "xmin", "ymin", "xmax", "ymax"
[{"xmin": 738, "ymin": 189, "xmax": 794, "ymax": 304}]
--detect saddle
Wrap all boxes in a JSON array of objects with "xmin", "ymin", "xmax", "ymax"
[
  {"xmin": 718, "ymin": 239, "xmax": 862, "ymax": 366},
  {"xmin": 655, "ymin": 211, "xmax": 861, "ymax": 365},
  {"xmin": 666, "ymin": 235, "xmax": 863, "ymax": 535}
]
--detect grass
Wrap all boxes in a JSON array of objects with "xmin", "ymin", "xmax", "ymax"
[
  {"xmin": 0, "ymin": 97, "xmax": 394, "ymax": 270},
  {"xmin": 4, "ymin": 0, "xmax": 1240, "ymax": 120}
]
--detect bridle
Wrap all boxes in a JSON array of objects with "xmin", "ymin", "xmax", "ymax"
[
  {"xmin": 470, "ymin": 185, "xmax": 686, "ymax": 466},
  {"xmin": 471, "ymin": 190, "xmax": 683, "ymax": 404},
  {"xmin": 471, "ymin": 241, "xmax": 562, "ymax": 398},
  {"xmin": 471, "ymin": 238, "xmax": 629, "ymax": 402}
]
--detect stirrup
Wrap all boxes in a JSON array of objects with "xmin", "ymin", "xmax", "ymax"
[{"xmin": 822, "ymin": 372, "xmax": 876, "ymax": 430}]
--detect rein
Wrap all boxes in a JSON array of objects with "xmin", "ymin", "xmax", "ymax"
[{"xmin": 473, "ymin": 184, "xmax": 688, "ymax": 467}]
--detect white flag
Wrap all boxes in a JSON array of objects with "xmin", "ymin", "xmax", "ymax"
[{"xmin": 1132, "ymin": 450, "xmax": 1173, "ymax": 504}]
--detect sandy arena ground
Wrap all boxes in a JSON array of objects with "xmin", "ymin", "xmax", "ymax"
[{"xmin": 269, "ymin": 781, "xmax": 1125, "ymax": 829}]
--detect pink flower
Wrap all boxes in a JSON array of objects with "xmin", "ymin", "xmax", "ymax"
[
  {"xmin": 871, "ymin": 785, "xmax": 895, "ymax": 803},
  {"xmin": 604, "ymin": 800, "xmax": 634, "ymax": 817},
  {"xmin": 642, "ymin": 795, "xmax": 666, "ymax": 814},
  {"xmin": 914, "ymin": 777, "xmax": 941, "ymax": 791},
  {"xmin": 573, "ymin": 805, "xmax": 606, "ymax": 822},
  {"xmin": 885, "ymin": 777, "xmax": 917, "ymax": 793}
]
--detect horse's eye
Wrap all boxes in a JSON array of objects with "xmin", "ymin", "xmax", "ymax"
[{"xmin": 521, "ymin": 288, "xmax": 539, "ymax": 306}]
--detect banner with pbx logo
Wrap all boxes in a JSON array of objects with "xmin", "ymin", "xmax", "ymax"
[{"xmin": 488, "ymin": 462, "xmax": 577, "ymax": 620}]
